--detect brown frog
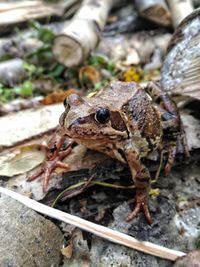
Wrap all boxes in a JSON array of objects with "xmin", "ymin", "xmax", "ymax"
[{"xmin": 28, "ymin": 81, "xmax": 189, "ymax": 224}]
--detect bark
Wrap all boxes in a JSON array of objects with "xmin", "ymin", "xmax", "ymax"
[
  {"xmin": 135, "ymin": 0, "xmax": 171, "ymax": 26},
  {"xmin": 161, "ymin": 8, "xmax": 200, "ymax": 100},
  {"xmin": 53, "ymin": 0, "xmax": 114, "ymax": 67},
  {"xmin": 167, "ymin": 0, "xmax": 194, "ymax": 27}
]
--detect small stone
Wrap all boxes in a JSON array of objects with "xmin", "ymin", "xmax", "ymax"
[{"xmin": 0, "ymin": 194, "xmax": 64, "ymax": 267}]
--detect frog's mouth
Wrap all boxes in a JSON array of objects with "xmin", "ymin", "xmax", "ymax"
[
  {"xmin": 67, "ymin": 133, "xmax": 127, "ymax": 164},
  {"xmin": 68, "ymin": 125, "xmax": 127, "ymax": 141},
  {"xmin": 67, "ymin": 117, "xmax": 128, "ymax": 140}
]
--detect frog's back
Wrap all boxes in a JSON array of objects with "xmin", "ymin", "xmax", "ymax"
[
  {"xmin": 92, "ymin": 81, "xmax": 139, "ymax": 110},
  {"xmin": 123, "ymin": 87, "xmax": 162, "ymax": 151}
]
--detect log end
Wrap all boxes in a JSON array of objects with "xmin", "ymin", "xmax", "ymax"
[
  {"xmin": 141, "ymin": 5, "xmax": 172, "ymax": 26},
  {"xmin": 52, "ymin": 35, "xmax": 83, "ymax": 67}
]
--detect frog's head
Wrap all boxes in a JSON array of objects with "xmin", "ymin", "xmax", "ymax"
[{"xmin": 59, "ymin": 87, "xmax": 129, "ymax": 161}]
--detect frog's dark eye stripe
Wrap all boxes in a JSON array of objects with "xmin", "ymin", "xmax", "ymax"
[
  {"xmin": 63, "ymin": 98, "xmax": 68, "ymax": 108},
  {"xmin": 95, "ymin": 108, "xmax": 110, "ymax": 124}
]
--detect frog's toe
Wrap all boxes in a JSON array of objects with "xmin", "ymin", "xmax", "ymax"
[
  {"xmin": 27, "ymin": 160, "xmax": 69, "ymax": 193},
  {"xmin": 126, "ymin": 190, "xmax": 153, "ymax": 224},
  {"xmin": 27, "ymin": 168, "xmax": 44, "ymax": 182}
]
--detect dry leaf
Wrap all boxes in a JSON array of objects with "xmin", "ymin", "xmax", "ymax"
[
  {"xmin": 79, "ymin": 65, "xmax": 100, "ymax": 86},
  {"xmin": 0, "ymin": 144, "xmax": 46, "ymax": 177},
  {"xmin": 41, "ymin": 89, "xmax": 81, "ymax": 105},
  {"xmin": 61, "ymin": 243, "xmax": 73, "ymax": 259}
]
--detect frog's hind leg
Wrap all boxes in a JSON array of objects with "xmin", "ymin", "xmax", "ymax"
[
  {"xmin": 145, "ymin": 82, "xmax": 180, "ymax": 129},
  {"xmin": 145, "ymin": 82, "xmax": 190, "ymax": 173},
  {"xmin": 126, "ymin": 187, "xmax": 152, "ymax": 225},
  {"xmin": 124, "ymin": 146, "xmax": 153, "ymax": 224}
]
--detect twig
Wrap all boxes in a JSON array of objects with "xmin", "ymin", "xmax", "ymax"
[{"xmin": 0, "ymin": 186, "xmax": 186, "ymax": 261}]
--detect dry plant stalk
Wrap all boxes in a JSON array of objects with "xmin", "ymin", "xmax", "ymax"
[
  {"xmin": 135, "ymin": 0, "xmax": 171, "ymax": 26},
  {"xmin": 167, "ymin": 0, "xmax": 194, "ymax": 27},
  {"xmin": 0, "ymin": 186, "xmax": 186, "ymax": 261},
  {"xmin": 53, "ymin": 0, "xmax": 114, "ymax": 67}
]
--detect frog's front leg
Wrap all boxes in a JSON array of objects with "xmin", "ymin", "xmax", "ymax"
[
  {"xmin": 27, "ymin": 129, "xmax": 74, "ymax": 192},
  {"xmin": 124, "ymin": 142, "xmax": 152, "ymax": 224}
]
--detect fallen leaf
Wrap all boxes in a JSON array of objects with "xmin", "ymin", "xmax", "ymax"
[
  {"xmin": 0, "ymin": 144, "xmax": 46, "ymax": 177},
  {"xmin": 41, "ymin": 89, "xmax": 81, "ymax": 105},
  {"xmin": 61, "ymin": 243, "xmax": 73, "ymax": 259},
  {"xmin": 79, "ymin": 65, "xmax": 100, "ymax": 87}
]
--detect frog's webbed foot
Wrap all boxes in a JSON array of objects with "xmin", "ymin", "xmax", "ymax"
[
  {"xmin": 27, "ymin": 146, "xmax": 72, "ymax": 193},
  {"xmin": 27, "ymin": 159, "xmax": 69, "ymax": 192},
  {"xmin": 127, "ymin": 189, "xmax": 153, "ymax": 224}
]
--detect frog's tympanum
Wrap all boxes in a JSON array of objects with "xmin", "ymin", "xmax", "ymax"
[{"xmin": 28, "ymin": 81, "xmax": 189, "ymax": 224}]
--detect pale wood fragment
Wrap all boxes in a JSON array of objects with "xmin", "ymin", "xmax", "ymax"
[
  {"xmin": 0, "ymin": 187, "xmax": 186, "ymax": 261},
  {"xmin": 0, "ymin": 104, "xmax": 64, "ymax": 148}
]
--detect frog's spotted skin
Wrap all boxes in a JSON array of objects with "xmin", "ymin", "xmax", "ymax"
[{"xmin": 28, "ymin": 81, "xmax": 188, "ymax": 224}]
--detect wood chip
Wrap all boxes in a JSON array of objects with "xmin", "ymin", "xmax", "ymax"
[{"xmin": 0, "ymin": 104, "xmax": 64, "ymax": 148}]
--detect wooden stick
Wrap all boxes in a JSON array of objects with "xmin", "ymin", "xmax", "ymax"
[
  {"xmin": 52, "ymin": 0, "xmax": 114, "ymax": 67},
  {"xmin": 135, "ymin": 0, "xmax": 171, "ymax": 26},
  {"xmin": 0, "ymin": 186, "xmax": 186, "ymax": 261},
  {"xmin": 167, "ymin": 0, "xmax": 194, "ymax": 27}
]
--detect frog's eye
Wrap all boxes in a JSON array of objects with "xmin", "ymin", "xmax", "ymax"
[
  {"xmin": 95, "ymin": 108, "xmax": 110, "ymax": 124},
  {"xmin": 63, "ymin": 98, "xmax": 68, "ymax": 108}
]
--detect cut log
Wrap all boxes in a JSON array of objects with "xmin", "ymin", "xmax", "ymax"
[
  {"xmin": 0, "ymin": 21, "xmax": 68, "ymax": 61},
  {"xmin": 53, "ymin": 0, "xmax": 114, "ymax": 67},
  {"xmin": 0, "ymin": 58, "xmax": 27, "ymax": 87},
  {"xmin": 0, "ymin": 0, "xmax": 81, "ymax": 34},
  {"xmin": 135, "ymin": 0, "xmax": 171, "ymax": 26},
  {"xmin": 167, "ymin": 0, "xmax": 194, "ymax": 27}
]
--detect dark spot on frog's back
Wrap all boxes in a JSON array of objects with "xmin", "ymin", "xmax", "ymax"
[
  {"xmin": 123, "ymin": 89, "xmax": 161, "ymax": 142},
  {"xmin": 110, "ymin": 111, "xmax": 127, "ymax": 131}
]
